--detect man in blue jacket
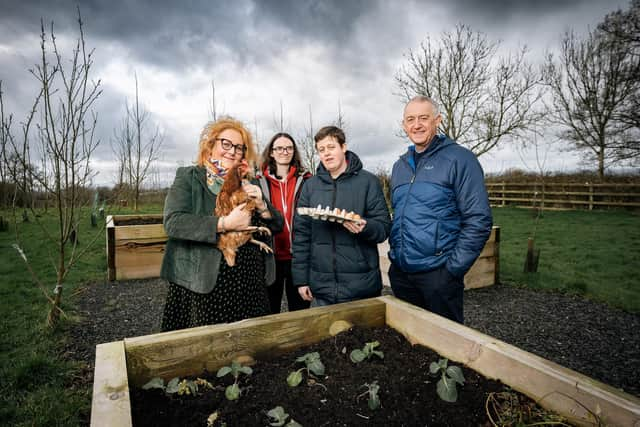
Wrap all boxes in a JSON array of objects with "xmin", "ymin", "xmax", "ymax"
[{"xmin": 388, "ymin": 96, "xmax": 492, "ymax": 323}]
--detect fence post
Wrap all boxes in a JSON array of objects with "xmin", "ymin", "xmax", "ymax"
[
  {"xmin": 501, "ymin": 181, "xmax": 506, "ymax": 206},
  {"xmin": 588, "ymin": 183, "xmax": 594, "ymax": 211}
]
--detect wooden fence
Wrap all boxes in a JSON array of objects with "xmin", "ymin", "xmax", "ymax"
[{"xmin": 486, "ymin": 182, "xmax": 640, "ymax": 211}]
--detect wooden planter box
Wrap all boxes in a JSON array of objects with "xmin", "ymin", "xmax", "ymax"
[
  {"xmin": 464, "ymin": 225, "xmax": 500, "ymax": 289},
  {"xmin": 106, "ymin": 214, "xmax": 500, "ymax": 288},
  {"xmin": 379, "ymin": 225, "xmax": 500, "ymax": 289},
  {"xmin": 91, "ymin": 296, "xmax": 639, "ymax": 427},
  {"xmin": 106, "ymin": 215, "xmax": 167, "ymax": 281}
]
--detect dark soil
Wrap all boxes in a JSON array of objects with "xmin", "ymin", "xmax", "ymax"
[
  {"xmin": 129, "ymin": 326, "xmax": 555, "ymax": 427},
  {"xmin": 64, "ymin": 280, "xmax": 640, "ymax": 425}
]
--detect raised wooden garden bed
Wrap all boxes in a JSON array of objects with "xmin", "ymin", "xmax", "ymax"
[
  {"xmin": 106, "ymin": 214, "xmax": 166, "ymax": 281},
  {"xmin": 91, "ymin": 296, "xmax": 640, "ymax": 426},
  {"xmin": 106, "ymin": 214, "xmax": 500, "ymax": 290}
]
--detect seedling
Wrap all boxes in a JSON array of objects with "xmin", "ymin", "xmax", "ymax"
[
  {"xmin": 217, "ymin": 360, "xmax": 253, "ymax": 400},
  {"xmin": 357, "ymin": 381, "xmax": 381, "ymax": 410},
  {"xmin": 266, "ymin": 406, "xmax": 302, "ymax": 427},
  {"xmin": 142, "ymin": 376, "xmax": 213, "ymax": 396},
  {"xmin": 287, "ymin": 351, "xmax": 325, "ymax": 387},
  {"xmin": 350, "ymin": 341, "xmax": 384, "ymax": 363},
  {"xmin": 429, "ymin": 358, "xmax": 465, "ymax": 403}
]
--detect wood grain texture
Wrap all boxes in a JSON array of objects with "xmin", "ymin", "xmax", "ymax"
[
  {"xmin": 92, "ymin": 296, "xmax": 640, "ymax": 426},
  {"xmin": 91, "ymin": 341, "xmax": 132, "ymax": 427},
  {"xmin": 381, "ymin": 296, "xmax": 640, "ymax": 427},
  {"xmin": 124, "ymin": 299, "xmax": 386, "ymax": 387}
]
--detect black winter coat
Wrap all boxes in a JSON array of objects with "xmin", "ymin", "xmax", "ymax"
[{"xmin": 291, "ymin": 151, "xmax": 391, "ymax": 304}]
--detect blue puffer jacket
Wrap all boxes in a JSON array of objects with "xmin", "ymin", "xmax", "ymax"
[
  {"xmin": 292, "ymin": 151, "xmax": 391, "ymax": 303},
  {"xmin": 389, "ymin": 135, "xmax": 492, "ymax": 277}
]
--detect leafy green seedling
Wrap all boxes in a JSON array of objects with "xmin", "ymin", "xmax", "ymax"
[
  {"xmin": 429, "ymin": 358, "xmax": 465, "ymax": 402},
  {"xmin": 217, "ymin": 360, "xmax": 253, "ymax": 400},
  {"xmin": 142, "ymin": 377, "xmax": 212, "ymax": 396},
  {"xmin": 357, "ymin": 380, "xmax": 381, "ymax": 410},
  {"xmin": 286, "ymin": 351, "xmax": 325, "ymax": 387},
  {"xmin": 350, "ymin": 341, "xmax": 384, "ymax": 363},
  {"xmin": 266, "ymin": 406, "xmax": 303, "ymax": 427}
]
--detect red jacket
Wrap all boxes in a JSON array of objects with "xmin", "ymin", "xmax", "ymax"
[{"xmin": 258, "ymin": 166, "xmax": 310, "ymax": 260}]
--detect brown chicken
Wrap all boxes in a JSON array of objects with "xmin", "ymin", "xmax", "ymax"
[{"xmin": 215, "ymin": 162, "xmax": 272, "ymax": 267}]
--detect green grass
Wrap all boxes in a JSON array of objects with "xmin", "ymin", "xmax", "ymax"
[
  {"xmin": 492, "ymin": 207, "xmax": 640, "ymax": 313},
  {"xmin": 0, "ymin": 204, "xmax": 162, "ymax": 427},
  {"xmin": 0, "ymin": 203, "xmax": 638, "ymax": 426}
]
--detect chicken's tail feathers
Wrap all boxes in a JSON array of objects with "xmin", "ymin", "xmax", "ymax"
[{"xmin": 221, "ymin": 248, "xmax": 237, "ymax": 267}]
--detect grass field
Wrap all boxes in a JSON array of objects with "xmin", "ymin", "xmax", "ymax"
[
  {"xmin": 0, "ymin": 204, "xmax": 638, "ymax": 426},
  {"xmin": 492, "ymin": 207, "xmax": 640, "ymax": 312}
]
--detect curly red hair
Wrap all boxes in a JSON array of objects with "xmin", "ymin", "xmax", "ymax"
[{"xmin": 195, "ymin": 117, "xmax": 257, "ymax": 167}]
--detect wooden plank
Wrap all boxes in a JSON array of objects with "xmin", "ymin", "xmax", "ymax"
[
  {"xmin": 91, "ymin": 341, "xmax": 132, "ymax": 427},
  {"xmin": 466, "ymin": 256, "xmax": 496, "ymax": 274},
  {"xmin": 124, "ymin": 298, "xmax": 386, "ymax": 387},
  {"xmin": 477, "ymin": 241, "xmax": 497, "ymax": 258},
  {"xmin": 464, "ymin": 269, "xmax": 495, "ymax": 289},
  {"xmin": 382, "ymin": 296, "xmax": 640, "ymax": 427},
  {"xmin": 114, "ymin": 224, "xmax": 167, "ymax": 241},
  {"xmin": 489, "ymin": 197, "xmax": 640, "ymax": 207},
  {"xmin": 115, "ymin": 261, "xmax": 162, "ymax": 280},
  {"xmin": 485, "ymin": 182, "xmax": 640, "ymax": 188},
  {"xmin": 115, "ymin": 244, "xmax": 165, "ymax": 265},
  {"xmin": 111, "ymin": 214, "xmax": 164, "ymax": 224},
  {"xmin": 106, "ymin": 217, "xmax": 116, "ymax": 281}
]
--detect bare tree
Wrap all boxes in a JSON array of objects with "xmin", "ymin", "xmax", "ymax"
[
  {"xmin": 299, "ymin": 104, "xmax": 318, "ymax": 173},
  {"xmin": 544, "ymin": 26, "xmax": 640, "ymax": 178},
  {"xmin": 395, "ymin": 24, "xmax": 544, "ymax": 156},
  {"xmin": 598, "ymin": 1, "xmax": 640, "ymax": 145},
  {"xmin": 112, "ymin": 74, "xmax": 163, "ymax": 211},
  {"xmin": 210, "ymin": 79, "xmax": 218, "ymax": 121},
  {"xmin": 272, "ymin": 99, "xmax": 288, "ymax": 133},
  {"xmin": 334, "ymin": 100, "xmax": 346, "ymax": 130},
  {"xmin": 2, "ymin": 9, "xmax": 103, "ymax": 327}
]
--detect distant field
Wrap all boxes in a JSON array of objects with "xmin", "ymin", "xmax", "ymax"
[
  {"xmin": 491, "ymin": 207, "xmax": 640, "ymax": 313},
  {"xmin": 0, "ymin": 204, "xmax": 638, "ymax": 425}
]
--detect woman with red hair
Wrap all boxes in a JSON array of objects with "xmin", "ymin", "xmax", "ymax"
[{"xmin": 160, "ymin": 117, "xmax": 283, "ymax": 330}]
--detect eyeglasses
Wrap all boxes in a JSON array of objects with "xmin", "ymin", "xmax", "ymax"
[
  {"xmin": 272, "ymin": 146, "xmax": 294, "ymax": 154},
  {"xmin": 216, "ymin": 138, "xmax": 247, "ymax": 155}
]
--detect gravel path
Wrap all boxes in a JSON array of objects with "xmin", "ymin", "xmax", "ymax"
[{"xmin": 65, "ymin": 279, "xmax": 640, "ymax": 399}]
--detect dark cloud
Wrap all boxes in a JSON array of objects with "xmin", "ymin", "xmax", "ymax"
[
  {"xmin": 446, "ymin": 0, "xmax": 608, "ymax": 22},
  {"xmin": 252, "ymin": 0, "xmax": 373, "ymax": 44}
]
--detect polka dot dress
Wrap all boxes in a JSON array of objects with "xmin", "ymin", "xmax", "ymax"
[{"xmin": 161, "ymin": 243, "xmax": 270, "ymax": 331}]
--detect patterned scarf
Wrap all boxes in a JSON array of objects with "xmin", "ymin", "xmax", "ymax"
[{"xmin": 205, "ymin": 158, "xmax": 226, "ymax": 195}]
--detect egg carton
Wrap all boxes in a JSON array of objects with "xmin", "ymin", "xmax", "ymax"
[{"xmin": 297, "ymin": 205, "xmax": 363, "ymax": 225}]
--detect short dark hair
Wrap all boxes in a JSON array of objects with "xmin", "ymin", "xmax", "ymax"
[
  {"xmin": 260, "ymin": 132, "xmax": 305, "ymax": 176},
  {"xmin": 314, "ymin": 126, "xmax": 346, "ymax": 146}
]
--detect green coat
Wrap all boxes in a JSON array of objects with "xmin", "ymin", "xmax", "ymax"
[{"xmin": 160, "ymin": 166, "xmax": 283, "ymax": 294}]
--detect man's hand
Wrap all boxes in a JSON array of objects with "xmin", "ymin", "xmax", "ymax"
[
  {"xmin": 343, "ymin": 219, "xmax": 366, "ymax": 234},
  {"xmin": 298, "ymin": 285, "xmax": 313, "ymax": 301}
]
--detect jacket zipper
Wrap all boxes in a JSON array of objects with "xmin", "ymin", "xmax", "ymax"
[
  {"xmin": 332, "ymin": 179, "xmax": 338, "ymax": 303},
  {"xmin": 399, "ymin": 157, "xmax": 416, "ymax": 269}
]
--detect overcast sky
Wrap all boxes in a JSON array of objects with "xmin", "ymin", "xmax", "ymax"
[{"xmin": 0, "ymin": 0, "xmax": 629, "ymax": 186}]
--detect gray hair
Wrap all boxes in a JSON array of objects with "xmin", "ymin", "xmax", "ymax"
[{"xmin": 406, "ymin": 95, "xmax": 440, "ymax": 115}]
